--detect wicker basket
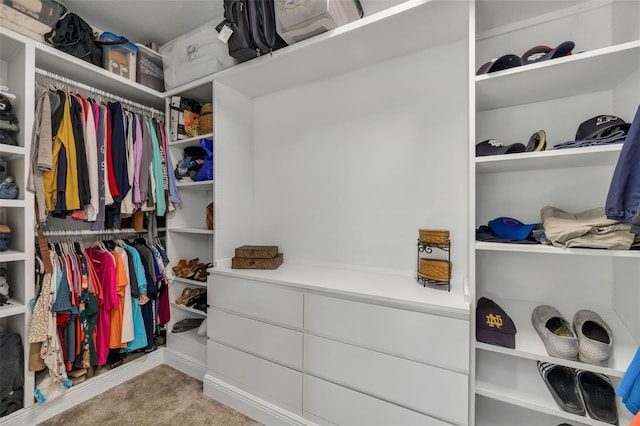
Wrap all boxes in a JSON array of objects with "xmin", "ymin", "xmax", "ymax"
[
  {"xmin": 418, "ymin": 229, "xmax": 450, "ymax": 244},
  {"xmin": 418, "ymin": 258, "xmax": 452, "ymax": 282},
  {"xmin": 199, "ymin": 103, "xmax": 213, "ymax": 134}
]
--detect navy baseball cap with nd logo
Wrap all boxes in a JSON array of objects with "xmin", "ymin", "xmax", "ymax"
[{"xmin": 476, "ymin": 297, "xmax": 517, "ymax": 349}]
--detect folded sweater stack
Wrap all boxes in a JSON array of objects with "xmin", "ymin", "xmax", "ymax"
[{"xmin": 541, "ymin": 206, "xmax": 635, "ymax": 250}]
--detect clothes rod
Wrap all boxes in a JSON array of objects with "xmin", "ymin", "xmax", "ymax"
[
  {"xmin": 41, "ymin": 228, "xmax": 166, "ymax": 238},
  {"xmin": 34, "ymin": 68, "xmax": 165, "ymax": 118}
]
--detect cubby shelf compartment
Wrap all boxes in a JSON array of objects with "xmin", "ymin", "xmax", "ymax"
[
  {"xmin": 475, "ymin": 144, "xmax": 622, "ymax": 174},
  {"xmin": 0, "ymin": 250, "xmax": 25, "ymax": 262},
  {"xmin": 476, "ymin": 298, "xmax": 637, "ymax": 378},
  {"xmin": 476, "ymin": 354, "xmax": 633, "ymax": 426},
  {"xmin": 173, "ymin": 277, "xmax": 208, "ymax": 288},
  {"xmin": 176, "ymin": 181, "xmax": 214, "ymax": 190},
  {"xmin": 0, "ymin": 200, "xmax": 25, "ymax": 208},
  {"xmin": 170, "ymin": 303, "xmax": 207, "ymax": 317},
  {"xmin": 476, "ymin": 241, "xmax": 640, "ymax": 258},
  {"xmin": 168, "ymin": 133, "xmax": 214, "ymax": 148},
  {"xmin": 476, "ymin": 40, "xmax": 640, "ymax": 111},
  {"xmin": 168, "ymin": 327, "xmax": 206, "ymax": 363},
  {"xmin": 0, "ymin": 145, "xmax": 26, "ymax": 160},
  {"xmin": 167, "ymin": 227, "xmax": 214, "ymax": 235},
  {"xmin": 0, "ymin": 301, "xmax": 26, "ymax": 318}
]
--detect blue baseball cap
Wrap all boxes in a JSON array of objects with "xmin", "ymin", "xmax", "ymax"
[{"xmin": 488, "ymin": 217, "xmax": 536, "ymax": 240}]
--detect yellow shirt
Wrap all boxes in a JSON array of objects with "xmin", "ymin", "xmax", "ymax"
[{"xmin": 43, "ymin": 92, "xmax": 80, "ymax": 212}]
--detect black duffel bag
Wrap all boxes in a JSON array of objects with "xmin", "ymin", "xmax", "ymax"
[{"xmin": 44, "ymin": 13, "xmax": 128, "ymax": 67}]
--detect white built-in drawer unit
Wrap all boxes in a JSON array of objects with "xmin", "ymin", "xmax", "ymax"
[
  {"xmin": 303, "ymin": 375, "xmax": 451, "ymax": 426},
  {"xmin": 208, "ymin": 274, "xmax": 303, "ymax": 327},
  {"xmin": 208, "ymin": 308, "xmax": 303, "ymax": 369},
  {"xmin": 206, "ymin": 340, "xmax": 303, "ymax": 415},
  {"xmin": 304, "ymin": 334, "xmax": 469, "ymax": 425},
  {"xmin": 305, "ymin": 293, "xmax": 469, "ymax": 371}
]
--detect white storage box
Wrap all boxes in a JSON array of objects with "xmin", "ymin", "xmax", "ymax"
[
  {"xmin": 275, "ymin": 0, "xmax": 363, "ymax": 45},
  {"xmin": 160, "ymin": 18, "xmax": 238, "ymax": 90}
]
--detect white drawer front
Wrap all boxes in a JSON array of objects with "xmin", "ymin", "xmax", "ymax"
[
  {"xmin": 209, "ymin": 274, "xmax": 303, "ymax": 327},
  {"xmin": 208, "ymin": 308, "xmax": 303, "ymax": 369},
  {"xmin": 207, "ymin": 340, "xmax": 303, "ymax": 414},
  {"xmin": 304, "ymin": 335, "xmax": 468, "ymax": 425},
  {"xmin": 305, "ymin": 293, "xmax": 469, "ymax": 371},
  {"xmin": 303, "ymin": 375, "xmax": 451, "ymax": 426}
]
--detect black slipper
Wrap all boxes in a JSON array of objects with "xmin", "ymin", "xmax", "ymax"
[
  {"xmin": 171, "ymin": 318, "xmax": 204, "ymax": 333},
  {"xmin": 576, "ymin": 370, "xmax": 618, "ymax": 425},
  {"xmin": 526, "ymin": 130, "xmax": 547, "ymax": 152},
  {"xmin": 537, "ymin": 362, "xmax": 585, "ymax": 416}
]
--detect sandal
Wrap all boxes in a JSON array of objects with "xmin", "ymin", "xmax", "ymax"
[
  {"xmin": 177, "ymin": 258, "xmax": 200, "ymax": 278},
  {"xmin": 175, "ymin": 288, "xmax": 193, "ymax": 305},
  {"xmin": 183, "ymin": 288, "xmax": 206, "ymax": 305},
  {"xmin": 172, "ymin": 259, "xmax": 188, "ymax": 274},
  {"xmin": 194, "ymin": 263, "xmax": 213, "ymax": 282}
]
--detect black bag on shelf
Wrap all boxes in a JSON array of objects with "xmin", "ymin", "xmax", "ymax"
[
  {"xmin": 221, "ymin": 0, "xmax": 287, "ymax": 62},
  {"xmin": 44, "ymin": 13, "xmax": 129, "ymax": 67},
  {"xmin": 44, "ymin": 13, "xmax": 103, "ymax": 65},
  {"xmin": 0, "ymin": 333, "xmax": 24, "ymax": 417}
]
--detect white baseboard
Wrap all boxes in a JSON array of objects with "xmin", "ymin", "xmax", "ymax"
[
  {"xmin": 203, "ymin": 374, "xmax": 317, "ymax": 426},
  {"xmin": 162, "ymin": 347, "xmax": 207, "ymax": 380},
  {"xmin": 3, "ymin": 349, "xmax": 164, "ymax": 426}
]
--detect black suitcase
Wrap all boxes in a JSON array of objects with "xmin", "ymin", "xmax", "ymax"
[{"xmin": 222, "ymin": 0, "xmax": 287, "ymax": 62}]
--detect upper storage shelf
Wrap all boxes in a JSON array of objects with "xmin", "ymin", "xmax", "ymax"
[
  {"xmin": 476, "ymin": 40, "xmax": 640, "ymax": 111},
  {"xmin": 0, "ymin": 27, "xmax": 165, "ymax": 109},
  {"xmin": 166, "ymin": 0, "xmax": 469, "ymax": 99},
  {"xmin": 475, "ymin": 144, "xmax": 622, "ymax": 174}
]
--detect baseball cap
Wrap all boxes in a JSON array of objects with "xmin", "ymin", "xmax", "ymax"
[
  {"xmin": 476, "ymin": 297, "xmax": 517, "ymax": 349},
  {"xmin": 0, "ymin": 94, "xmax": 11, "ymax": 113},
  {"xmin": 521, "ymin": 41, "xmax": 575, "ymax": 64},
  {"xmin": 476, "ymin": 54, "xmax": 522, "ymax": 75},
  {"xmin": 488, "ymin": 217, "xmax": 536, "ymax": 240},
  {"xmin": 575, "ymin": 115, "xmax": 631, "ymax": 142},
  {"xmin": 476, "ymin": 139, "xmax": 526, "ymax": 157}
]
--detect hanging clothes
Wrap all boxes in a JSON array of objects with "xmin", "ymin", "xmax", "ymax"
[
  {"xmin": 32, "ymin": 82, "xmax": 173, "ymax": 232},
  {"xmin": 28, "ymin": 85, "xmax": 53, "ymax": 223},
  {"xmin": 43, "ymin": 91, "xmax": 80, "ymax": 212}
]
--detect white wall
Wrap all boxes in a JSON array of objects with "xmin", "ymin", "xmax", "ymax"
[{"xmin": 251, "ymin": 40, "xmax": 468, "ymax": 274}]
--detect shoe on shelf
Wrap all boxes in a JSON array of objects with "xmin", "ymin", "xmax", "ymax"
[
  {"xmin": 537, "ymin": 361, "xmax": 585, "ymax": 416},
  {"xmin": 532, "ymin": 305, "xmax": 579, "ymax": 360},
  {"xmin": 196, "ymin": 319, "xmax": 207, "ymax": 337},
  {"xmin": 175, "ymin": 287, "xmax": 193, "ymax": 305},
  {"xmin": 573, "ymin": 309, "xmax": 613, "ymax": 366},
  {"xmin": 525, "ymin": 129, "xmax": 547, "ymax": 152},
  {"xmin": 172, "ymin": 259, "xmax": 188, "ymax": 274},
  {"xmin": 184, "ymin": 288, "xmax": 206, "ymax": 306},
  {"xmin": 576, "ymin": 369, "xmax": 618, "ymax": 425}
]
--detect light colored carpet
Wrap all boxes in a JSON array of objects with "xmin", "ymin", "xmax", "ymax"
[{"xmin": 38, "ymin": 364, "xmax": 262, "ymax": 426}]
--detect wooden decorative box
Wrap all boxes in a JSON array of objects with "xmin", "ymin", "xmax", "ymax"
[
  {"xmin": 234, "ymin": 245, "xmax": 278, "ymax": 259},
  {"xmin": 232, "ymin": 253, "xmax": 283, "ymax": 270}
]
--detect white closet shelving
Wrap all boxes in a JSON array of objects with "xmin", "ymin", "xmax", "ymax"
[
  {"xmin": 164, "ymin": 80, "xmax": 213, "ymax": 375},
  {"xmin": 3, "ymin": 0, "xmax": 639, "ymax": 424},
  {"xmin": 0, "ymin": 27, "xmax": 35, "ymax": 417},
  {"xmin": 473, "ymin": 1, "xmax": 640, "ymax": 426},
  {"xmin": 0, "ymin": 25, "xmax": 167, "ymax": 423}
]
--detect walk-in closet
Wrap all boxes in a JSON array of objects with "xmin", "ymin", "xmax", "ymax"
[{"xmin": 1, "ymin": 1, "xmax": 639, "ymax": 425}]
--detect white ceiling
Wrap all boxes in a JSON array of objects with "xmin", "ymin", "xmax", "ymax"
[{"xmin": 61, "ymin": 0, "xmax": 402, "ymax": 47}]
